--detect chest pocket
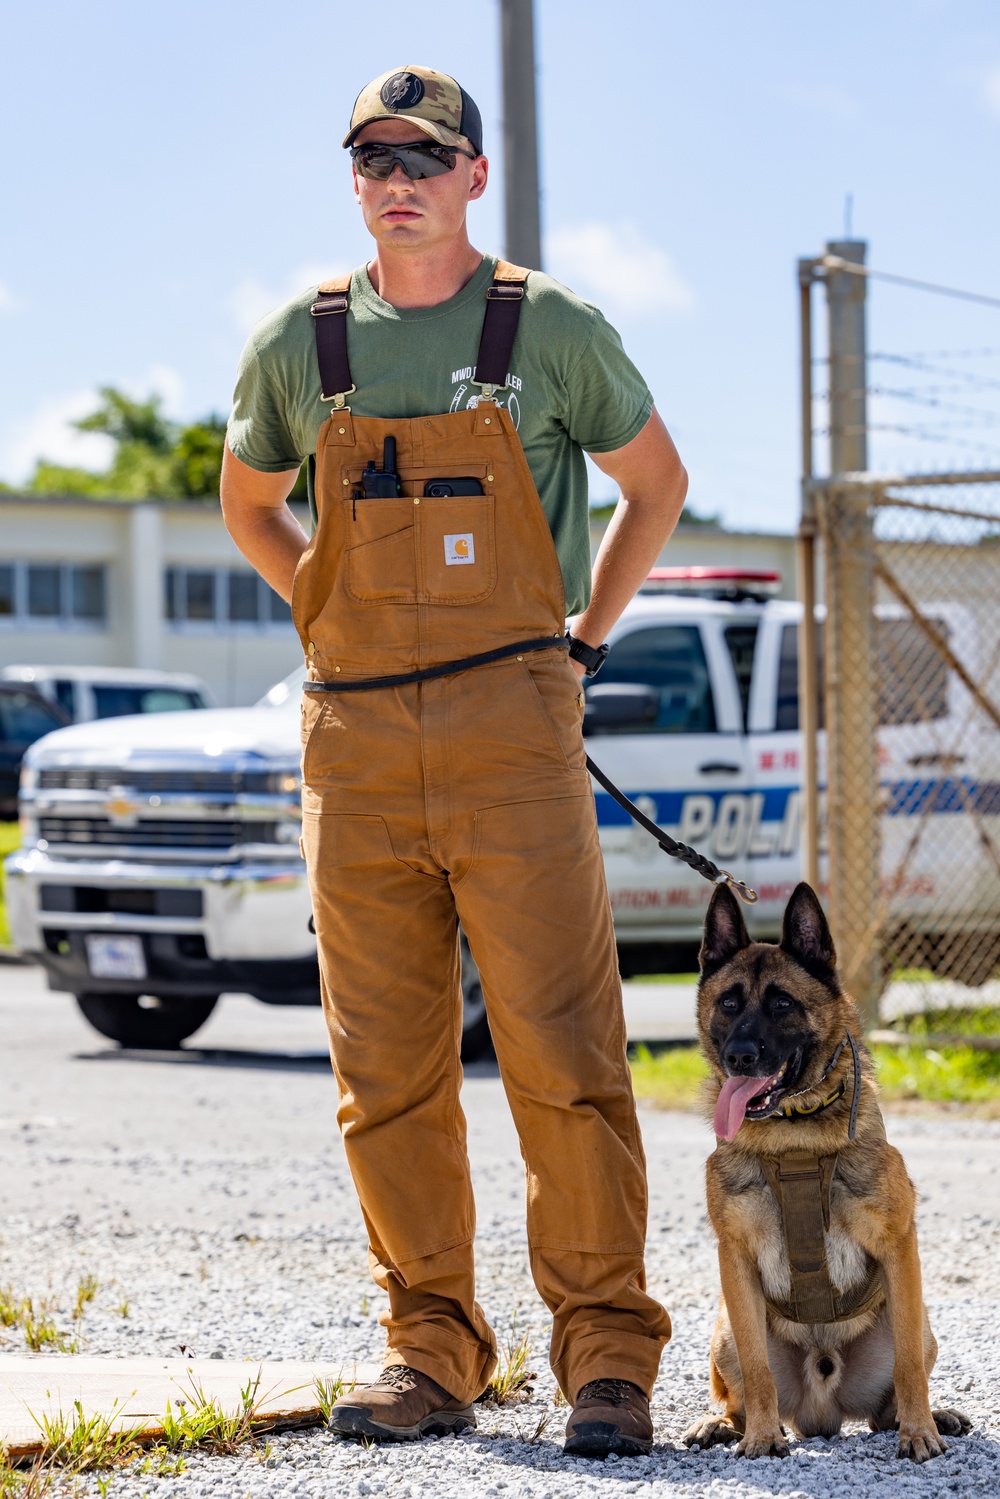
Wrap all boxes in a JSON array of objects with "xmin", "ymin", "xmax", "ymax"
[{"xmin": 345, "ymin": 488, "xmax": 497, "ymax": 606}]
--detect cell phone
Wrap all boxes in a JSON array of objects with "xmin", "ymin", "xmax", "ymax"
[{"xmin": 423, "ymin": 478, "xmax": 485, "ymax": 497}]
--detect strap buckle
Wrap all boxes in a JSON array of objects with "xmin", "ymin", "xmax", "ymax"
[
  {"xmin": 485, "ymin": 283, "xmax": 525, "ymax": 300},
  {"xmin": 310, "ymin": 294, "xmax": 348, "ymax": 317},
  {"xmin": 321, "ymin": 385, "xmax": 356, "ymax": 408}
]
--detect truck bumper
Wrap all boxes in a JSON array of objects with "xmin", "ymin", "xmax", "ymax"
[{"xmin": 3, "ymin": 847, "xmax": 320, "ymax": 1005}]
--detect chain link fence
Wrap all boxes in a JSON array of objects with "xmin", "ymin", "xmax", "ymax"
[{"xmin": 813, "ymin": 473, "xmax": 1000, "ymax": 1021}]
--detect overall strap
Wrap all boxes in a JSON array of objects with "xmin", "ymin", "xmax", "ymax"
[
  {"xmin": 761, "ymin": 1151, "xmax": 838, "ymax": 1323},
  {"xmin": 473, "ymin": 260, "xmax": 530, "ymax": 394},
  {"xmin": 311, "ymin": 274, "xmax": 355, "ymax": 407}
]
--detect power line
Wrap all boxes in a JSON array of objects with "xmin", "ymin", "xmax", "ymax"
[{"xmin": 820, "ymin": 255, "xmax": 1000, "ymax": 310}]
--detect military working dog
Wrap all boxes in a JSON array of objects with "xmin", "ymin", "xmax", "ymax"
[{"xmin": 684, "ymin": 881, "xmax": 969, "ymax": 1463}]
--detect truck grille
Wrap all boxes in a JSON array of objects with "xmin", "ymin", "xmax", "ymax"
[
  {"xmin": 38, "ymin": 817, "xmax": 280, "ymax": 849},
  {"xmin": 38, "ymin": 769, "xmax": 278, "ymax": 794}
]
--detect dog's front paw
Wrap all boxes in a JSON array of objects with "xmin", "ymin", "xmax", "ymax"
[
  {"xmin": 933, "ymin": 1407, "xmax": 971, "ymax": 1437},
  {"xmin": 735, "ymin": 1426, "xmax": 789, "ymax": 1459},
  {"xmin": 898, "ymin": 1420, "xmax": 947, "ymax": 1462},
  {"xmin": 683, "ymin": 1414, "xmax": 741, "ymax": 1449}
]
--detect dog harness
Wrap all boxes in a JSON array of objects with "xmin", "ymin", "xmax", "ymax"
[
  {"xmin": 759, "ymin": 1035, "xmax": 881, "ymax": 1324},
  {"xmin": 760, "ymin": 1150, "xmax": 884, "ymax": 1324}
]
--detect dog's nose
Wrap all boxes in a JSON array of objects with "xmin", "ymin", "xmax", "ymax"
[{"xmin": 724, "ymin": 1039, "xmax": 762, "ymax": 1072}]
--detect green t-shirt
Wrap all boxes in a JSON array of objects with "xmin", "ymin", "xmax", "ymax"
[{"xmin": 227, "ymin": 252, "xmax": 653, "ymax": 615}]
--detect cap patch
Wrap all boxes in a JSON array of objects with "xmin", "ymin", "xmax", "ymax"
[{"xmin": 381, "ymin": 71, "xmax": 426, "ymax": 111}]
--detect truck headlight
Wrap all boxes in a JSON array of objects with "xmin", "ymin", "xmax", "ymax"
[{"xmin": 19, "ymin": 764, "xmax": 38, "ymax": 796}]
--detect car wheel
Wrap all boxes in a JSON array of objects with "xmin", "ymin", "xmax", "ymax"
[
  {"xmin": 460, "ymin": 936, "xmax": 493, "ymax": 1062},
  {"xmin": 75, "ymin": 993, "xmax": 219, "ymax": 1049}
]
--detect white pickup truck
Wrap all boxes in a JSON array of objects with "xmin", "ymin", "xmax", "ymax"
[{"xmin": 5, "ymin": 569, "xmax": 993, "ymax": 1055}]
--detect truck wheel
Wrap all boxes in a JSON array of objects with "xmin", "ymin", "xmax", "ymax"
[
  {"xmin": 75, "ymin": 993, "xmax": 219, "ymax": 1049},
  {"xmin": 460, "ymin": 935, "xmax": 493, "ymax": 1063}
]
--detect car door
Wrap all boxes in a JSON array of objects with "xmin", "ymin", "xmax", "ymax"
[
  {"xmin": 585, "ymin": 611, "xmax": 754, "ymax": 942},
  {"xmin": 745, "ymin": 608, "xmax": 812, "ymax": 936}
]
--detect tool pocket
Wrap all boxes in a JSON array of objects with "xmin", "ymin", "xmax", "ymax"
[
  {"xmin": 344, "ymin": 498, "xmax": 417, "ymax": 605},
  {"xmin": 523, "ymin": 656, "xmax": 588, "ymax": 772},
  {"xmin": 417, "ymin": 494, "xmax": 497, "ymax": 604}
]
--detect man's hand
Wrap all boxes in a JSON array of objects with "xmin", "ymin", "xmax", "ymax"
[
  {"xmin": 571, "ymin": 408, "xmax": 687, "ymax": 655},
  {"xmin": 220, "ymin": 444, "xmax": 310, "ymax": 601}
]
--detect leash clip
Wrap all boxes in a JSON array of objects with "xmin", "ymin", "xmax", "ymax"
[{"xmin": 715, "ymin": 869, "xmax": 759, "ymax": 905}]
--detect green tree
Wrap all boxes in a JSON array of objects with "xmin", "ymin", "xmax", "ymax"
[{"xmin": 18, "ymin": 387, "xmax": 258, "ymax": 501}]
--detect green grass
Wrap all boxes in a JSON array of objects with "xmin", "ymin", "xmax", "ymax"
[
  {"xmin": 628, "ymin": 972, "xmax": 699, "ymax": 985},
  {"xmin": 630, "ymin": 1044, "xmax": 709, "ymax": 1111},
  {"xmin": 0, "ymin": 821, "xmax": 21, "ymax": 948},
  {"xmin": 629, "ymin": 1006, "xmax": 1000, "ymax": 1113}
]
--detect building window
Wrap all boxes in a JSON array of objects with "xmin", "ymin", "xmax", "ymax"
[
  {"xmin": 165, "ymin": 566, "xmax": 293, "ymax": 630},
  {"xmin": 0, "ymin": 561, "xmax": 108, "ymax": 629}
]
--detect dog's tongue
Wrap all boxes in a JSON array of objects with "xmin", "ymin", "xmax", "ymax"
[{"xmin": 714, "ymin": 1073, "xmax": 782, "ymax": 1141}]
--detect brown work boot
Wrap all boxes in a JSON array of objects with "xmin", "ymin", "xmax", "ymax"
[
  {"xmin": 564, "ymin": 1377, "xmax": 653, "ymax": 1458},
  {"xmin": 329, "ymin": 1364, "xmax": 476, "ymax": 1442}
]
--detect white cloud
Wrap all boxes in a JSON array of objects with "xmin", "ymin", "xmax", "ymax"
[
  {"xmin": 0, "ymin": 368, "xmax": 187, "ymax": 486},
  {"xmin": 545, "ymin": 223, "xmax": 695, "ymax": 320},
  {"xmin": 0, "ymin": 281, "xmax": 16, "ymax": 314},
  {"xmin": 985, "ymin": 66, "xmax": 1000, "ymax": 116},
  {"xmin": 228, "ymin": 262, "xmax": 352, "ymax": 335},
  {"xmin": 2, "ymin": 391, "xmax": 115, "ymax": 486}
]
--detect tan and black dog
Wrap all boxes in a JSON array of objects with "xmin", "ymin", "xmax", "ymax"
[{"xmin": 684, "ymin": 881, "xmax": 969, "ymax": 1463}]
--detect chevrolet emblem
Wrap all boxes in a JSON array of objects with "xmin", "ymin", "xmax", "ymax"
[{"xmin": 105, "ymin": 792, "xmax": 141, "ymax": 827}]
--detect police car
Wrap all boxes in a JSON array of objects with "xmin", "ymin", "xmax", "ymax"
[{"xmin": 591, "ymin": 567, "xmax": 992, "ymax": 978}]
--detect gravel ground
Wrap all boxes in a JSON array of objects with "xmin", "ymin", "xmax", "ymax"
[{"xmin": 1, "ymin": 969, "xmax": 999, "ymax": 1497}]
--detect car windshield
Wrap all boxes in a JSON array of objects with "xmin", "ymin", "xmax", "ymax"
[{"xmin": 0, "ymin": 690, "xmax": 65, "ymax": 742}]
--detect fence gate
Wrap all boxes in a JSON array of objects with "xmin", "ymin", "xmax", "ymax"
[{"xmin": 813, "ymin": 472, "xmax": 1000, "ymax": 1021}]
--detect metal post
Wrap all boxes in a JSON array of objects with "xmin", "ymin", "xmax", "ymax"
[
  {"xmin": 821, "ymin": 240, "xmax": 880, "ymax": 1024},
  {"xmin": 499, "ymin": 0, "xmax": 542, "ymax": 270},
  {"xmin": 797, "ymin": 261, "xmax": 820, "ymax": 892},
  {"xmin": 826, "ymin": 240, "xmax": 868, "ymax": 475}
]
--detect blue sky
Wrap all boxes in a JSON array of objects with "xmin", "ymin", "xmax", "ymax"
[{"xmin": 2, "ymin": 0, "xmax": 999, "ymax": 531}]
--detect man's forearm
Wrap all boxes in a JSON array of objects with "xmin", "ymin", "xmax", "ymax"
[
  {"xmin": 572, "ymin": 408, "xmax": 688, "ymax": 652},
  {"xmin": 220, "ymin": 445, "xmax": 310, "ymax": 602},
  {"xmin": 572, "ymin": 486, "xmax": 685, "ymax": 648}
]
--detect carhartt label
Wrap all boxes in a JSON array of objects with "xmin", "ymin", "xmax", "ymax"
[{"xmin": 444, "ymin": 533, "xmax": 475, "ymax": 566}]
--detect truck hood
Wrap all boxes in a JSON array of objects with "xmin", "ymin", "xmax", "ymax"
[{"xmin": 26, "ymin": 703, "xmax": 301, "ymax": 769}]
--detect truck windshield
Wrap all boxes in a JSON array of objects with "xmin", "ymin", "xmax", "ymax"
[{"xmin": 92, "ymin": 687, "xmax": 205, "ymax": 718}]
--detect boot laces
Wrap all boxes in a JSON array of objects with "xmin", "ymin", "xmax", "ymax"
[
  {"xmin": 373, "ymin": 1365, "xmax": 418, "ymax": 1392},
  {"xmin": 578, "ymin": 1378, "xmax": 639, "ymax": 1407}
]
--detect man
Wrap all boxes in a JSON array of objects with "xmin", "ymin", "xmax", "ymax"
[{"xmin": 221, "ymin": 64, "xmax": 687, "ymax": 1457}]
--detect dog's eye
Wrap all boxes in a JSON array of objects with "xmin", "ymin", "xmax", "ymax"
[
  {"xmin": 719, "ymin": 992, "xmax": 740, "ymax": 1012},
  {"xmin": 772, "ymin": 994, "xmax": 794, "ymax": 1011}
]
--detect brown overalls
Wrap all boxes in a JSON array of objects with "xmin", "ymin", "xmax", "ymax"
[{"xmin": 294, "ymin": 261, "xmax": 671, "ymax": 1405}]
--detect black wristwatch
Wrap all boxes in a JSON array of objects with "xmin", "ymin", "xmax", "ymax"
[{"xmin": 566, "ymin": 632, "xmax": 610, "ymax": 677}]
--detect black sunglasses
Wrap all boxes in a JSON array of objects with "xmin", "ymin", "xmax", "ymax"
[{"xmin": 350, "ymin": 141, "xmax": 476, "ymax": 181}]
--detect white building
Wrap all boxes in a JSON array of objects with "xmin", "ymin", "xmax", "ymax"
[{"xmin": 0, "ymin": 493, "xmax": 797, "ymax": 706}]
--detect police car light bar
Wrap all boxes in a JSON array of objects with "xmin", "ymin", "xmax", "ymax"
[{"xmin": 640, "ymin": 567, "xmax": 782, "ymax": 601}]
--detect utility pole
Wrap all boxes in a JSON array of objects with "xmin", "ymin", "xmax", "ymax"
[
  {"xmin": 499, "ymin": 0, "xmax": 542, "ymax": 270},
  {"xmin": 826, "ymin": 240, "xmax": 868, "ymax": 475},
  {"xmin": 818, "ymin": 239, "xmax": 881, "ymax": 1024}
]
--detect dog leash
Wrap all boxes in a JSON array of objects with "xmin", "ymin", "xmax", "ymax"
[{"xmin": 586, "ymin": 756, "xmax": 758, "ymax": 905}]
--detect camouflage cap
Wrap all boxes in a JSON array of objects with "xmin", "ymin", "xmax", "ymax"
[{"xmin": 343, "ymin": 65, "xmax": 483, "ymax": 156}]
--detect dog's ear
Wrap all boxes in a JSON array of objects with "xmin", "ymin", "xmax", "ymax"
[
  {"xmin": 781, "ymin": 883, "xmax": 838, "ymax": 983},
  {"xmin": 700, "ymin": 884, "xmax": 751, "ymax": 977}
]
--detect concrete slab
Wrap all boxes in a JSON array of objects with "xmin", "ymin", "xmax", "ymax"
[
  {"xmin": 0, "ymin": 1355, "xmax": 381, "ymax": 1458},
  {"xmin": 620, "ymin": 981, "xmax": 699, "ymax": 1042}
]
